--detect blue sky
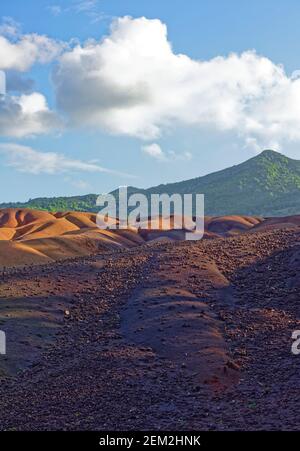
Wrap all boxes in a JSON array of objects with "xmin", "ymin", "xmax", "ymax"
[{"xmin": 1, "ymin": 0, "xmax": 300, "ymax": 202}]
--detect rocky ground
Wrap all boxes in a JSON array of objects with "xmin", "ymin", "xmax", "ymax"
[{"xmin": 0, "ymin": 227, "xmax": 299, "ymax": 430}]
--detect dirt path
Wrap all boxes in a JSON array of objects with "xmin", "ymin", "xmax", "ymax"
[
  {"xmin": 121, "ymin": 245, "xmax": 239, "ymax": 391},
  {"xmin": 0, "ymin": 228, "xmax": 299, "ymax": 430}
]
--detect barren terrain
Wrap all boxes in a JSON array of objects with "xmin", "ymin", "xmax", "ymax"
[
  {"xmin": 0, "ymin": 209, "xmax": 264, "ymax": 268},
  {"xmin": 0, "ymin": 210, "xmax": 299, "ymax": 430}
]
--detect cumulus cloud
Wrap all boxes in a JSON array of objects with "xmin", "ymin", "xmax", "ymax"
[
  {"xmin": 2, "ymin": 14, "xmax": 300, "ymax": 148},
  {"xmin": 0, "ymin": 92, "xmax": 61, "ymax": 137},
  {"xmin": 0, "ymin": 21, "xmax": 65, "ymax": 136},
  {"xmin": 142, "ymin": 143, "xmax": 166, "ymax": 160},
  {"xmin": 0, "ymin": 29, "xmax": 64, "ymax": 71},
  {"xmin": 0, "ymin": 143, "xmax": 135, "ymax": 177},
  {"xmin": 142, "ymin": 143, "xmax": 192, "ymax": 161},
  {"xmin": 52, "ymin": 15, "xmax": 300, "ymax": 148}
]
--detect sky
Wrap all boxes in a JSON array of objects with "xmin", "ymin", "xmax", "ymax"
[{"xmin": 1, "ymin": 0, "xmax": 300, "ymax": 202}]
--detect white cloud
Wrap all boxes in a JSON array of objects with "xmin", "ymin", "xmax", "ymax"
[
  {"xmin": 0, "ymin": 143, "xmax": 135, "ymax": 177},
  {"xmin": 0, "ymin": 22, "xmax": 64, "ymax": 136},
  {"xmin": 2, "ymin": 14, "xmax": 300, "ymax": 149},
  {"xmin": 0, "ymin": 17, "xmax": 21, "ymax": 38},
  {"xmin": 142, "ymin": 143, "xmax": 192, "ymax": 162},
  {"xmin": 0, "ymin": 92, "xmax": 61, "ymax": 137},
  {"xmin": 142, "ymin": 143, "xmax": 166, "ymax": 160},
  {"xmin": 52, "ymin": 15, "xmax": 300, "ymax": 149},
  {"xmin": 0, "ymin": 30, "xmax": 64, "ymax": 71}
]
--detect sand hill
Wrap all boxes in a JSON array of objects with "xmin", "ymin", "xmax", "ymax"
[
  {"xmin": 0, "ymin": 208, "xmax": 299, "ymax": 268},
  {"xmin": 0, "ymin": 209, "xmax": 143, "ymax": 267}
]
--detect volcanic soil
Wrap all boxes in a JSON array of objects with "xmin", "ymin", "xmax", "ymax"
[{"xmin": 0, "ymin": 223, "xmax": 299, "ymax": 430}]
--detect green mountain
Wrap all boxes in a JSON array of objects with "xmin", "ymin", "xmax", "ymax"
[
  {"xmin": 1, "ymin": 150, "xmax": 300, "ymax": 216},
  {"xmin": 142, "ymin": 149, "xmax": 300, "ymax": 216}
]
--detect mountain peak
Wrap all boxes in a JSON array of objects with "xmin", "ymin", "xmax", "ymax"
[
  {"xmin": 258, "ymin": 149, "xmax": 287, "ymax": 160},
  {"xmin": 261, "ymin": 149, "xmax": 278, "ymax": 154},
  {"xmin": 255, "ymin": 149, "xmax": 290, "ymax": 164},
  {"xmin": 260, "ymin": 149, "xmax": 280, "ymax": 157}
]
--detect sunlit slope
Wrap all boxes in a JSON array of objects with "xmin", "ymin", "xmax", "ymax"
[
  {"xmin": 0, "ymin": 209, "xmax": 143, "ymax": 267},
  {"xmin": 2, "ymin": 151, "xmax": 300, "ymax": 216},
  {"xmin": 0, "ymin": 207, "xmax": 297, "ymax": 268}
]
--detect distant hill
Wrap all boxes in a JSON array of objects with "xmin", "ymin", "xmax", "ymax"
[
  {"xmin": 0, "ymin": 194, "xmax": 98, "ymax": 213},
  {"xmin": 1, "ymin": 150, "xmax": 300, "ymax": 216}
]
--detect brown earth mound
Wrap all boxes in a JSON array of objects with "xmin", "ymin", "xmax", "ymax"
[
  {"xmin": 0, "ymin": 208, "xmax": 299, "ymax": 268},
  {"xmin": 121, "ymin": 248, "xmax": 238, "ymax": 390},
  {"xmin": 0, "ymin": 209, "xmax": 141, "ymax": 267},
  {"xmin": 251, "ymin": 215, "xmax": 300, "ymax": 232},
  {"xmin": 0, "ymin": 208, "xmax": 55, "ymax": 228},
  {"xmin": 205, "ymin": 215, "xmax": 262, "ymax": 237}
]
